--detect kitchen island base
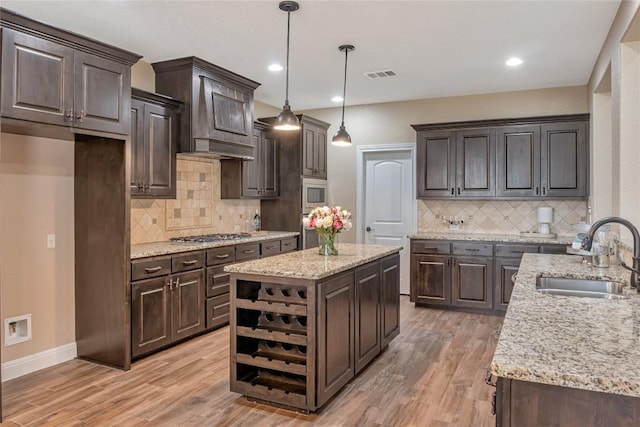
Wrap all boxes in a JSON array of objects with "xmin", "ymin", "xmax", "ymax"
[
  {"xmin": 496, "ymin": 378, "xmax": 640, "ymax": 427},
  {"xmin": 228, "ymin": 245, "xmax": 401, "ymax": 412}
]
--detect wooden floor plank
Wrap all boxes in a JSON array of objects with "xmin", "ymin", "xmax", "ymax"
[{"xmin": 2, "ymin": 296, "xmax": 502, "ymax": 426}]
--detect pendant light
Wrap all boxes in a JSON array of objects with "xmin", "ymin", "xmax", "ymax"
[
  {"xmin": 332, "ymin": 44, "xmax": 355, "ymax": 146},
  {"xmin": 274, "ymin": 1, "xmax": 301, "ymax": 131}
]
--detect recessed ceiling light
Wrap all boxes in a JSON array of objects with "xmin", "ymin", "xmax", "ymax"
[
  {"xmin": 268, "ymin": 63, "xmax": 283, "ymax": 72},
  {"xmin": 331, "ymin": 96, "xmax": 344, "ymax": 103},
  {"xmin": 506, "ymin": 57, "xmax": 524, "ymax": 67}
]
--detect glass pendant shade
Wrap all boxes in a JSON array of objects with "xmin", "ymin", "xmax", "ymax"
[
  {"xmin": 274, "ymin": 1, "xmax": 300, "ymax": 131},
  {"xmin": 331, "ymin": 44, "xmax": 354, "ymax": 146}
]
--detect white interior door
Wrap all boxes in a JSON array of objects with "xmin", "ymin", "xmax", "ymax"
[{"xmin": 361, "ymin": 148, "xmax": 415, "ymax": 294}]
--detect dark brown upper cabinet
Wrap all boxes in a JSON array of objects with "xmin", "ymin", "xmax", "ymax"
[
  {"xmin": 413, "ymin": 114, "xmax": 589, "ymax": 200},
  {"xmin": 130, "ymin": 89, "xmax": 182, "ymax": 199},
  {"xmin": 416, "ymin": 128, "xmax": 495, "ymax": 198},
  {"xmin": 0, "ymin": 9, "xmax": 140, "ymax": 135},
  {"xmin": 151, "ymin": 57, "xmax": 260, "ymax": 160},
  {"xmin": 221, "ymin": 121, "xmax": 278, "ymax": 199},
  {"xmin": 303, "ymin": 121, "xmax": 328, "ymax": 178},
  {"xmin": 497, "ymin": 121, "xmax": 588, "ymax": 198}
]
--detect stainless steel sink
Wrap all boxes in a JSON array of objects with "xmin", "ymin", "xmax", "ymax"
[{"xmin": 535, "ymin": 276, "xmax": 628, "ymax": 300}]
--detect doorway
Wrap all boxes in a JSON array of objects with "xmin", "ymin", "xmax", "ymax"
[{"xmin": 357, "ymin": 144, "xmax": 416, "ymax": 295}]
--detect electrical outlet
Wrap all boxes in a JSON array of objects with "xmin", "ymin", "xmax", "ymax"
[
  {"xmin": 47, "ymin": 234, "xmax": 56, "ymax": 249},
  {"xmin": 468, "ymin": 215, "xmax": 473, "ymax": 220},
  {"xmin": 580, "ymin": 216, "xmax": 587, "ymax": 222},
  {"xmin": 503, "ymin": 216, "xmax": 509, "ymax": 221}
]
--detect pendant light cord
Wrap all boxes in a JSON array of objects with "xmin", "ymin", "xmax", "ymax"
[
  {"xmin": 285, "ymin": 10, "xmax": 291, "ymax": 105},
  {"xmin": 341, "ymin": 48, "xmax": 348, "ymax": 126}
]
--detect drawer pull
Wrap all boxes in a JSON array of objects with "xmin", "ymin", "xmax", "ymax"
[
  {"xmin": 243, "ymin": 249, "xmax": 256, "ymax": 254},
  {"xmin": 182, "ymin": 260, "xmax": 198, "ymax": 266},
  {"xmin": 283, "ymin": 242, "xmax": 294, "ymax": 246},
  {"xmin": 465, "ymin": 248, "xmax": 480, "ymax": 252},
  {"xmin": 144, "ymin": 266, "xmax": 163, "ymax": 273},
  {"xmin": 216, "ymin": 254, "xmax": 230, "ymax": 259},
  {"xmin": 265, "ymin": 245, "xmax": 276, "ymax": 250},
  {"xmin": 510, "ymin": 251, "xmax": 524, "ymax": 255},
  {"xmin": 423, "ymin": 246, "xmax": 438, "ymax": 251},
  {"xmin": 511, "ymin": 273, "xmax": 518, "ymax": 283}
]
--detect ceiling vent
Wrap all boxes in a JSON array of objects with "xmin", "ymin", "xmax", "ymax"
[{"xmin": 364, "ymin": 70, "xmax": 397, "ymax": 80}]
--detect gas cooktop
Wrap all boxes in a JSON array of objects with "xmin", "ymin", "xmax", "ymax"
[{"xmin": 170, "ymin": 232, "xmax": 251, "ymax": 243}]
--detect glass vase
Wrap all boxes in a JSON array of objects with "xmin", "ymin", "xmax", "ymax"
[{"xmin": 318, "ymin": 232, "xmax": 338, "ymax": 256}]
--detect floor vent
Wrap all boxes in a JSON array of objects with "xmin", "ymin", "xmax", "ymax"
[{"xmin": 364, "ymin": 70, "xmax": 397, "ymax": 79}]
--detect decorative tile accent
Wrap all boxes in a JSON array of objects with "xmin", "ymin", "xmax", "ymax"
[
  {"xmin": 418, "ymin": 199, "xmax": 587, "ymax": 236},
  {"xmin": 130, "ymin": 157, "xmax": 259, "ymax": 244}
]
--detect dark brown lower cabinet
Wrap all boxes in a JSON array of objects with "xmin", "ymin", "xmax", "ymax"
[
  {"xmin": 317, "ymin": 272, "xmax": 355, "ymax": 406},
  {"xmin": 494, "ymin": 259, "xmax": 520, "ymax": 311},
  {"xmin": 451, "ymin": 256, "xmax": 493, "ymax": 309},
  {"xmin": 131, "ymin": 269, "xmax": 204, "ymax": 358},
  {"xmin": 231, "ymin": 252, "xmax": 400, "ymax": 412},
  {"xmin": 380, "ymin": 254, "xmax": 400, "ymax": 348},
  {"xmin": 495, "ymin": 377, "xmax": 640, "ymax": 427},
  {"xmin": 354, "ymin": 263, "xmax": 380, "ymax": 374},
  {"xmin": 410, "ymin": 254, "xmax": 451, "ymax": 306}
]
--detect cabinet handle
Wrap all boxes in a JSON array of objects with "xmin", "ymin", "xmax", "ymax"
[
  {"xmin": 423, "ymin": 246, "xmax": 438, "ymax": 251},
  {"xmin": 243, "ymin": 249, "xmax": 255, "ymax": 254},
  {"xmin": 510, "ymin": 251, "xmax": 524, "ymax": 255},
  {"xmin": 446, "ymin": 259, "xmax": 450, "ymax": 266},
  {"xmin": 511, "ymin": 273, "xmax": 518, "ymax": 283},
  {"xmin": 76, "ymin": 110, "xmax": 84, "ymax": 123},
  {"xmin": 465, "ymin": 248, "xmax": 480, "ymax": 252},
  {"xmin": 457, "ymin": 188, "xmax": 461, "ymax": 195},
  {"xmin": 283, "ymin": 242, "xmax": 293, "ymax": 247},
  {"xmin": 452, "ymin": 258, "xmax": 456, "ymax": 266},
  {"xmin": 65, "ymin": 110, "xmax": 74, "ymax": 122},
  {"xmin": 265, "ymin": 245, "xmax": 276, "ymax": 250},
  {"xmin": 451, "ymin": 188, "xmax": 455, "ymax": 195},
  {"xmin": 182, "ymin": 260, "xmax": 198, "ymax": 266},
  {"xmin": 136, "ymin": 183, "xmax": 143, "ymax": 191},
  {"xmin": 535, "ymin": 187, "xmax": 539, "ymax": 195},
  {"xmin": 144, "ymin": 184, "xmax": 150, "ymax": 192},
  {"xmin": 216, "ymin": 254, "xmax": 230, "ymax": 259},
  {"xmin": 144, "ymin": 266, "xmax": 163, "ymax": 273},
  {"xmin": 174, "ymin": 277, "xmax": 180, "ymax": 288},
  {"xmin": 542, "ymin": 187, "xmax": 546, "ymax": 196},
  {"xmin": 167, "ymin": 278, "xmax": 173, "ymax": 290}
]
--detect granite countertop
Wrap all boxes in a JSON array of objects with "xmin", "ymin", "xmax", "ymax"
[
  {"xmin": 225, "ymin": 243, "xmax": 402, "ymax": 280},
  {"xmin": 130, "ymin": 231, "xmax": 299, "ymax": 259},
  {"xmin": 410, "ymin": 231, "xmax": 573, "ymax": 245},
  {"xmin": 490, "ymin": 253, "xmax": 640, "ymax": 398}
]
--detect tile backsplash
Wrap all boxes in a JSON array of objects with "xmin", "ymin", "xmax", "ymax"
[
  {"xmin": 418, "ymin": 199, "xmax": 587, "ymax": 236},
  {"xmin": 131, "ymin": 156, "xmax": 259, "ymax": 245}
]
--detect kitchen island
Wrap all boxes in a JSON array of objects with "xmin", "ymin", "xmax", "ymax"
[
  {"xmin": 225, "ymin": 243, "xmax": 402, "ymax": 412},
  {"xmin": 490, "ymin": 253, "xmax": 640, "ymax": 426}
]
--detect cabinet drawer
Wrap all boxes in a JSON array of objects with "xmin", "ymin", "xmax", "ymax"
[
  {"xmin": 206, "ymin": 246, "xmax": 236, "ymax": 266},
  {"xmin": 411, "ymin": 240, "xmax": 451, "ymax": 254},
  {"xmin": 206, "ymin": 266, "xmax": 230, "ymax": 298},
  {"xmin": 236, "ymin": 243, "xmax": 260, "ymax": 261},
  {"xmin": 539, "ymin": 244, "xmax": 567, "ymax": 254},
  {"xmin": 281, "ymin": 237, "xmax": 298, "ymax": 253},
  {"xmin": 495, "ymin": 244, "xmax": 538, "ymax": 258},
  {"xmin": 452, "ymin": 242, "xmax": 493, "ymax": 257},
  {"xmin": 131, "ymin": 257, "xmax": 171, "ymax": 281},
  {"xmin": 206, "ymin": 294, "xmax": 230, "ymax": 329},
  {"xmin": 261, "ymin": 240, "xmax": 281, "ymax": 257},
  {"xmin": 172, "ymin": 251, "xmax": 205, "ymax": 273}
]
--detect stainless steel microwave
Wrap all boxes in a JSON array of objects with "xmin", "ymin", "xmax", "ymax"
[{"xmin": 302, "ymin": 178, "xmax": 328, "ymax": 213}]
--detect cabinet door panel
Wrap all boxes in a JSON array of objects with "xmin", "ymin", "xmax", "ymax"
[
  {"xmin": 130, "ymin": 99, "xmax": 145, "ymax": 195},
  {"xmin": 497, "ymin": 125, "xmax": 540, "ymax": 197},
  {"xmin": 380, "ymin": 254, "xmax": 400, "ymax": 348},
  {"xmin": 456, "ymin": 129, "xmax": 495, "ymax": 197},
  {"xmin": 242, "ymin": 132, "xmax": 261, "ymax": 197},
  {"xmin": 315, "ymin": 128, "xmax": 327, "ymax": 178},
  {"xmin": 131, "ymin": 277, "xmax": 171, "ymax": 358},
  {"xmin": 317, "ymin": 272, "xmax": 354, "ymax": 407},
  {"xmin": 303, "ymin": 127, "xmax": 316, "ymax": 176},
  {"xmin": 410, "ymin": 254, "xmax": 450, "ymax": 305},
  {"xmin": 494, "ymin": 259, "xmax": 520, "ymax": 311},
  {"xmin": 1, "ymin": 29, "xmax": 73, "ymax": 126},
  {"xmin": 262, "ymin": 133, "xmax": 279, "ymax": 196},
  {"xmin": 452, "ymin": 256, "xmax": 493, "ymax": 309},
  {"xmin": 145, "ymin": 103, "xmax": 177, "ymax": 197},
  {"xmin": 417, "ymin": 131, "xmax": 455, "ymax": 198},
  {"xmin": 75, "ymin": 52, "xmax": 129, "ymax": 134},
  {"xmin": 541, "ymin": 122, "xmax": 587, "ymax": 197},
  {"xmin": 172, "ymin": 269, "xmax": 205, "ymax": 341},
  {"xmin": 355, "ymin": 263, "xmax": 381, "ymax": 374}
]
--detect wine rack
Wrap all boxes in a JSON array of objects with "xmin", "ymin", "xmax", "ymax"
[{"xmin": 232, "ymin": 279, "xmax": 315, "ymax": 410}]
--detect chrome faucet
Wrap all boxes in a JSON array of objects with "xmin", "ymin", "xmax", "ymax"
[{"xmin": 582, "ymin": 216, "xmax": 640, "ymax": 291}]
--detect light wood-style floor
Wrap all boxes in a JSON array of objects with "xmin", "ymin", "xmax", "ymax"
[{"xmin": 2, "ymin": 296, "xmax": 503, "ymax": 426}]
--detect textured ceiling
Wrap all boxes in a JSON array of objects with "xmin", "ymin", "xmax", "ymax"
[{"xmin": 1, "ymin": 1, "xmax": 621, "ymax": 110}]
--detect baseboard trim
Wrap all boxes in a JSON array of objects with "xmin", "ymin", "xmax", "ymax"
[{"xmin": 1, "ymin": 342, "xmax": 77, "ymax": 382}]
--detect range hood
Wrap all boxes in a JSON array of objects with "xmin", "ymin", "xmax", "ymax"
[{"xmin": 152, "ymin": 57, "xmax": 261, "ymax": 160}]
